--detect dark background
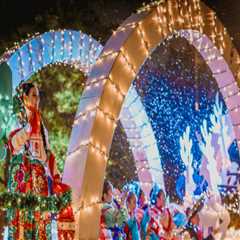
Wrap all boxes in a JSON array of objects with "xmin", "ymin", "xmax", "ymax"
[{"xmin": 0, "ymin": 0, "xmax": 239, "ymax": 52}]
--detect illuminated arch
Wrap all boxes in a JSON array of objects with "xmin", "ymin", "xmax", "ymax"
[
  {"xmin": 3, "ymin": 30, "xmax": 102, "ymax": 88},
  {"xmin": 0, "ymin": 30, "xmax": 164, "ymax": 194},
  {"xmin": 62, "ymin": 0, "xmax": 240, "ymax": 238},
  {"xmin": 119, "ymin": 84, "xmax": 164, "ymax": 196}
]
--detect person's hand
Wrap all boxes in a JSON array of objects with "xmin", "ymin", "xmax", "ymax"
[
  {"xmin": 53, "ymin": 174, "xmax": 61, "ymax": 183},
  {"xmin": 163, "ymin": 231, "xmax": 173, "ymax": 240},
  {"xmin": 120, "ymin": 189, "xmax": 128, "ymax": 206},
  {"xmin": 160, "ymin": 209, "xmax": 173, "ymax": 231},
  {"xmin": 26, "ymin": 108, "xmax": 34, "ymax": 122},
  {"xmin": 182, "ymin": 232, "xmax": 191, "ymax": 240}
]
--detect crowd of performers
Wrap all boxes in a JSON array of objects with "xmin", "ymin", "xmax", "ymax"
[{"xmin": 99, "ymin": 180, "xmax": 218, "ymax": 240}]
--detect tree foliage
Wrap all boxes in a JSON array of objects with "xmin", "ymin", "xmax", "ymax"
[{"xmin": 30, "ymin": 65, "xmax": 85, "ymax": 173}]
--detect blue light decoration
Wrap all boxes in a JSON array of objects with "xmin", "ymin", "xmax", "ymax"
[
  {"xmin": 133, "ymin": 37, "xmax": 240, "ymax": 200},
  {"xmin": 4, "ymin": 30, "xmax": 103, "ymax": 92}
]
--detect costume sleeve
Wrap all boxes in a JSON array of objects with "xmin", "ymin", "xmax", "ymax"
[
  {"xmin": 126, "ymin": 217, "xmax": 140, "ymax": 240},
  {"xmin": 104, "ymin": 206, "xmax": 128, "ymax": 228},
  {"xmin": 10, "ymin": 124, "xmax": 31, "ymax": 153},
  {"xmin": 141, "ymin": 209, "xmax": 150, "ymax": 237},
  {"xmin": 48, "ymin": 151, "xmax": 60, "ymax": 179},
  {"xmin": 116, "ymin": 206, "xmax": 128, "ymax": 227}
]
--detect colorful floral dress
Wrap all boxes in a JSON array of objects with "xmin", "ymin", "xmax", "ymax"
[{"xmin": 6, "ymin": 119, "xmax": 75, "ymax": 240}]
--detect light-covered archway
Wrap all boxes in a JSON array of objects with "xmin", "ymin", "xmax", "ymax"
[
  {"xmin": 120, "ymin": 84, "xmax": 164, "ymax": 196},
  {"xmin": 2, "ymin": 30, "xmax": 102, "ymax": 88},
  {"xmin": 0, "ymin": 30, "xmax": 164, "ymax": 197},
  {"xmin": 62, "ymin": 0, "xmax": 240, "ymax": 238}
]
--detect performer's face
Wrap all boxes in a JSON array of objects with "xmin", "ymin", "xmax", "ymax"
[
  {"xmin": 128, "ymin": 194, "xmax": 137, "ymax": 212},
  {"xmin": 104, "ymin": 184, "xmax": 113, "ymax": 203},
  {"xmin": 156, "ymin": 191, "xmax": 165, "ymax": 208},
  {"xmin": 24, "ymin": 86, "xmax": 40, "ymax": 110},
  {"xmin": 139, "ymin": 191, "xmax": 146, "ymax": 207}
]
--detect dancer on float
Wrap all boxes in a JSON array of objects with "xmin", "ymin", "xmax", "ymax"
[
  {"xmin": 147, "ymin": 184, "xmax": 175, "ymax": 240},
  {"xmin": 99, "ymin": 180, "xmax": 128, "ymax": 240},
  {"xmin": 123, "ymin": 191, "xmax": 141, "ymax": 239},
  {"xmin": 7, "ymin": 82, "xmax": 75, "ymax": 239},
  {"xmin": 126, "ymin": 181, "xmax": 150, "ymax": 239},
  {"xmin": 121, "ymin": 181, "xmax": 150, "ymax": 239}
]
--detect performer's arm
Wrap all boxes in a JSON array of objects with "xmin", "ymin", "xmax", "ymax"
[
  {"xmin": 141, "ymin": 209, "xmax": 150, "ymax": 236},
  {"xmin": 47, "ymin": 150, "xmax": 61, "ymax": 180},
  {"xmin": 161, "ymin": 208, "xmax": 173, "ymax": 232},
  {"xmin": 10, "ymin": 124, "xmax": 31, "ymax": 153}
]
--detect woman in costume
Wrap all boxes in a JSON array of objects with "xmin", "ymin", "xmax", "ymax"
[
  {"xmin": 147, "ymin": 184, "xmax": 174, "ymax": 240},
  {"xmin": 123, "ymin": 191, "xmax": 140, "ymax": 239},
  {"xmin": 125, "ymin": 181, "xmax": 149, "ymax": 239},
  {"xmin": 6, "ymin": 82, "xmax": 75, "ymax": 240},
  {"xmin": 99, "ymin": 180, "xmax": 128, "ymax": 240}
]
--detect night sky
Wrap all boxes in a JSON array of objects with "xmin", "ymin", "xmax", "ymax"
[{"xmin": 0, "ymin": 0, "xmax": 239, "ymax": 49}]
